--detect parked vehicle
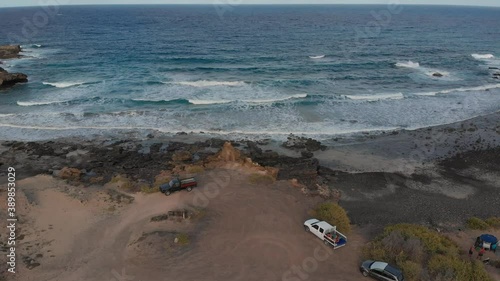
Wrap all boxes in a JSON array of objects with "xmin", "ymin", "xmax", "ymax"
[
  {"xmin": 360, "ymin": 260, "xmax": 405, "ymax": 281},
  {"xmin": 159, "ymin": 177, "xmax": 197, "ymax": 196},
  {"xmin": 303, "ymin": 219, "xmax": 347, "ymax": 249}
]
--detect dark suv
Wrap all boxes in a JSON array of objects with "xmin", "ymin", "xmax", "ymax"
[{"xmin": 360, "ymin": 260, "xmax": 405, "ymax": 281}]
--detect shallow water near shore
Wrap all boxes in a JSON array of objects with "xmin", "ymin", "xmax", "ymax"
[{"xmin": 1, "ymin": 5, "xmax": 500, "ymax": 141}]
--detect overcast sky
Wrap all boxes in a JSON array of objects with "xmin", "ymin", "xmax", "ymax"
[{"xmin": 1, "ymin": 0, "xmax": 500, "ymax": 8}]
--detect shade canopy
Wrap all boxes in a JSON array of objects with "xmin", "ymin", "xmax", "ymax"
[{"xmin": 480, "ymin": 234, "xmax": 498, "ymax": 244}]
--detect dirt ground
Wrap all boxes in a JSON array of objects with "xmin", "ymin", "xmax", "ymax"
[
  {"xmin": 2, "ymin": 170, "xmax": 371, "ymax": 281},
  {"xmin": 446, "ymin": 229, "xmax": 500, "ymax": 280}
]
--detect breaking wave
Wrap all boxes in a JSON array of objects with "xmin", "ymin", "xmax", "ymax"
[
  {"xmin": 188, "ymin": 93, "xmax": 308, "ymax": 105},
  {"xmin": 395, "ymin": 61, "xmax": 421, "ymax": 69},
  {"xmin": 344, "ymin": 93, "xmax": 404, "ymax": 101},
  {"xmin": 42, "ymin": 81, "xmax": 86, "ymax": 88},
  {"xmin": 471, "ymin": 54, "xmax": 495, "ymax": 60},
  {"xmin": 165, "ymin": 80, "xmax": 247, "ymax": 87},
  {"xmin": 414, "ymin": 83, "xmax": 500, "ymax": 96}
]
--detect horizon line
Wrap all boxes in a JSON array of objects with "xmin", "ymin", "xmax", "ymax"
[{"xmin": 1, "ymin": 3, "xmax": 500, "ymax": 8}]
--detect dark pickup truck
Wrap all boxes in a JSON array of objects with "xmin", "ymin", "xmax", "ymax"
[{"xmin": 160, "ymin": 177, "xmax": 197, "ymax": 196}]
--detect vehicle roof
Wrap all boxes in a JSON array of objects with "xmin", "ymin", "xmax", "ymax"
[
  {"xmin": 370, "ymin": 261, "xmax": 388, "ymax": 271},
  {"xmin": 385, "ymin": 265, "xmax": 403, "ymax": 278},
  {"xmin": 370, "ymin": 262, "xmax": 403, "ymax": 278},
  {"xmin": 312, "ymin": 221, "xmax": 335, "ymax": 230}
]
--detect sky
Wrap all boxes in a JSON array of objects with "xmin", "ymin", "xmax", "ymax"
[{"xmin": 1, "ymin": 0, "xmax": 500, "ymax": 8}]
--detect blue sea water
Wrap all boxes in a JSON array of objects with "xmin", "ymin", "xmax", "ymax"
[{"xmin": 0, "ymin": 5, "xmax": 499, "ymax": 141}]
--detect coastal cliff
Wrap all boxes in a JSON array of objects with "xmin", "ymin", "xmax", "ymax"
[{"xmin": 0, "ymin": 45, "xmax": 28, "ymax": 89}]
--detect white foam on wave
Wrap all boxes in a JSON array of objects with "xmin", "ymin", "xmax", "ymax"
[
  {"xmin": 397, "ymin": 60, "xmax": 455, "ymax": 80},
  {"xmin": 17, "ymin": 101, "xmax": 63, "ymax": 107},
  {"xmin": 472, "ymin": 54, "xmax": 495, "ymax": 60},
  {"xmin": 414, "ymin": 83, "xmax": 500, "ymax": 96},
  {"xmin": 188, "ymin": 93, "xmax": 307, "ymax": 105},
  {"xmin": 395, "ymin": 61, "xmax": 420, "ymax": 69},
  {"xmin": 244, "ymin": 93, "xmax": 308, "ymax": 103},
  {"xmin": 0, "ymin": 114, "xmax": 14, "ymax": 117},
  {"xmin": 166, "ymin": 80, "xmax": 246, "ymax": 88},
  {"xmin": 309, "ymin": 55, "xmax": 325, "ymax": 59},
  {"xmin": 188, "ymin": 99, "xmax": 233, "ymax": 105},
  {"xmin": 42, "ymin": 81, "xmax": 85, "ymax": 88},
  {"xmin": 344, "ymin": 93, "xmax": 404, "ymax": 101}
]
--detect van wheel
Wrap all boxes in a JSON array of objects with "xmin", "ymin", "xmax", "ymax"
[
  {"xmin": 362, "ymin": 271, "xmax": 369, "ymax": 277},
  {"xmin": 187, "ymin": 187, "xmax": 193, "ymax": 192},
  {"xmin": 165, "ymin": 191, "xmax": 171, "ymax": 196},
  {"xmin": 304, "ymin": 226, "xmax": 310, "ymax": 232}
]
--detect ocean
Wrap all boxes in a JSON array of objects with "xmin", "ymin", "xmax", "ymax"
[{"xmin": 0, "ymin": 5, "xmax": 499, "ymax": 141}]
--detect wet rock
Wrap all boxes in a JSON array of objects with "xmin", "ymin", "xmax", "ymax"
[
  {"xmin": 0, "ymin": 45, "xmax": 22, "ymax": 59},
  {"xmin": 282, "ymin": 135, "xmax": 325, "ymax": 152},
  {"xmin": 246, "ymin": 141, "xmax": 263, "ymax": 157},
  {"xmin": 432, "ymin": 72, "xmax": 444, "ymax": 77},
  {"xmin": 301, "ymin": 151, "xmax": 314, "ymax": 158},
  {"xmin": 204, "ymin": 138, "xmax": 226, "ymax": 149},
  {"xmin": 0, "ymin": 67, "xmax": 28, "ymax": 89}
]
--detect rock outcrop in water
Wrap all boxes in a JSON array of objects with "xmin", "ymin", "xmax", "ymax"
[
  {"xmin": 0, "ymin": 45, "xmax": 28, "ymax": 89},
  {"xmin": 432, "ymin": 72, "xmax": 444, "ymax": 77},
  {"xmin": 0, "ymin": 67, "xmax": 28, "ymax": 89},
  {"xmin": 0, "ymin": 45, "xmax": 22, "ymax": 59}
]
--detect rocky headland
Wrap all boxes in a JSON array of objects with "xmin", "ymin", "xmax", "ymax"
[{"xmin": 0, "ymin": 45, "xmax": 28, "ymax": 89}]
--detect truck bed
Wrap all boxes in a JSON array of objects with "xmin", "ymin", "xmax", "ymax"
[{"xmin": 180, "ymin": 178, "xmax": 196, "ymax": 184}]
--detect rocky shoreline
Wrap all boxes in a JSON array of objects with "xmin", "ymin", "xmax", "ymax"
[
  {"xmin": 0, "ymin": 45, "xmax": 28, "ymax": 89},
  {"xmin": 1, "ymin": 111, "xmax": 499, "ymax": 227}
]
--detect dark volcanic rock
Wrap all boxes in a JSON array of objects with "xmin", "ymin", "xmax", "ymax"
[
  {"xmin": 432, "ymin": 72, "xmax": 443, "ymax": 77},
  {"xmin": 0, "ymin": 67, "xmax": 28, "ymax": 88},
  {"xmin": 282, "ymin": 135, "xmax": 326, "ymax": 152},
  {"xmin": 0, "ymin": 45, "xmax": 21, "ymax": 59},
  {"xmin": 276, "ymin": 158, "xmax": 320, "ymax": 186}
]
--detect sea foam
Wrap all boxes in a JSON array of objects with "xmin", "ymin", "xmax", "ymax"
[
  {"xmin": 472, "ymin": 54, "xmax": 495, "ymax": 60},
  {"xmin": 395, "ymin": 61, "xmax": 420, "ymax": 69},
  {"xmin": 414, "ymin": 83, "xmax": 500, "ymax": 96},
  {"xmin": 17, "ymin": 101, "xmax": 62, "ymax": 107},
  {"xmin": 344, "ymin": 93, "xmax": 404, "ymax": 101},
  {"xmin": 188, "ymin": 93, "xmax": 307, "ymax": 105},
  {"xmin": 166, "ymin": 80, "xmax": 246, "ymax": 88},
  {"xmin": 42, "ymin": 81, "xmax": 85, "ymax": 88}
]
